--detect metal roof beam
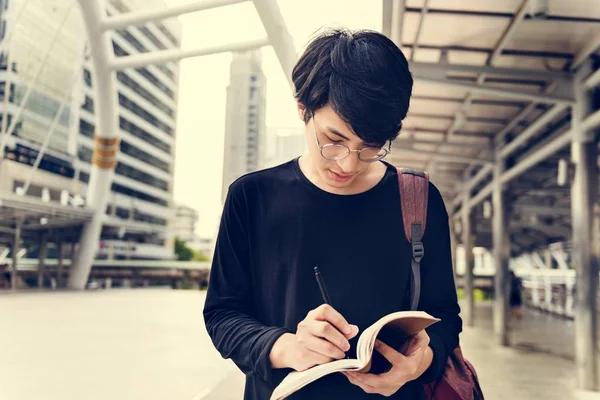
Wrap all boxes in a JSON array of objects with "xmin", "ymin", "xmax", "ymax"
[
  {"xmin": 572, "ymin": 32, "xmax": 600, "ymax": 71},
  {"xmin": 410, "ymin": 61, "xmax": 573, "ymax": 87},
  {"xmin": 517, "ymin": 188, "xmax": 571, "ymax": 196},
  {"xmin": 404, "ymin": 7, "xmax": 600, "ymax": 24},
  {"xmin": 584, "ymin": 68, "xmax": 600, "ymax": 90},
  {"xmin": 390, "ymin": 0, "xmax": 405, "ymax": 48},
  {"xmin": 100, "ymin": 0, "xmax": 248, "ymax": 31},
  {"xmin": 394, "ymin": 138, "xmax": 490, "ymax": 150},
  {"xmin": 581, "ymin": 109, "xmax": 600, "ymax": 138},
  {"xmin": 455, "ymin": 129, "xmax": 572, "ymax": 215},
  {"xmin": 411, "ymin": 95, "xmax": 530, "ymax": 107},
  {"xmin": 404, "ymin": 43, "xmax": 573, "ymax": 60},
  {"xmin": 516, "ymin": 204, "xmax": 572, "ymax": 216},
  {"xmin": 403, "ymin": 126, "xmax": 495, "ymax": 139},
  {"xmin": 511, "ymin": 221, "xmax": 571, "ymax": 238},
  {"xmin": 410, "ymin": 60, "xmax": 574, "ymax": 106},
  {"xmin": 501, "ymin": 128, "xmax": 571, "ymax": 184},
  {"xmin": 382, "ymin": 0, "xmax": 393, "ymax": 37},
  {"xmin": 493, "ymin": 103, "xmax": 539, "ymax": 147},
  {"xmin": 498, "ymin": 104, "xmax": 569, "ymax": 159},
  {"xmin": 466, "ymin": 164, "xmax": 494, "ymax": 191},
  {"xmin": 0, "ymin": 226, "xmax": 16, "ymax": 234},
  {"xmin": 408, "ymin": 112, "xmax": 509, "ymax": 124},
  {"xmin": 0, "ymin": 192, "xmax": 94, "ymax": 218},
  {"xmin": 109, "ymin": 38, "xmax": 270, "ymax": 70},
  {"xmin": 489, "ymin": 0, "xmax": 531, "ymax": 65},
  {"xmin": 412, "ymin": 76, "xmax": 574, "ymax": 105},
  {"xmin": 410, "ymin": 0, "xmax": 429, "ymax": 61},
  {"xmin": 458, "ymin": 82, "xmax": 562, "ymax": 214},
  {"xmin": 391, "ymin": 148, "xmax": 492, "ymax": 164},
  {"xmin": 253, "ymin": 0, "xmax": 297, "ymax": 90}
]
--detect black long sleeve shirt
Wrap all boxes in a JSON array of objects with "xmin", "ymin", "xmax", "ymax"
[{"xmin": 203, "ymin": 158, "xmax": 462, "ymax": 399}]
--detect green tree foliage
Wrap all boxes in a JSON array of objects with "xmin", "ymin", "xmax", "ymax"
[
  {"xmin": 174, "ymin": 237, "xmax": 194, "ymax": 261},
  {"xmin": 193, "ymin": 250, "xmax": 210, "ymax": 262}
]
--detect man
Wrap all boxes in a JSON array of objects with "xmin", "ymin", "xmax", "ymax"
[
  {"xmin": 509, "ymin": 270, "xmax": 523, "ymax": 319},
  {"xmin": 203, "ymin": 28, "xmax": 462, "ymax": 399}
]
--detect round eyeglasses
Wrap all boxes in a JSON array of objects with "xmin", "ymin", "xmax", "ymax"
[{"xmin": 312, "ymin": 117, "xmax": 390, "ymax": 163}]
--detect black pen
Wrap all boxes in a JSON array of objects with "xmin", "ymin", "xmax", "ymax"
[{"xmin": 314, "ymin": 266, "xmax": 349, "ymax": 359}]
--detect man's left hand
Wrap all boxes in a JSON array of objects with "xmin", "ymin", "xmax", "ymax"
[{"xmin": 342, "ymin": 330, "xmax": 433, "ymax": 397}]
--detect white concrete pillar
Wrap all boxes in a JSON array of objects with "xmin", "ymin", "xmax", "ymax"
[
  {"xmin": 492, "ymin": 158, "xmax": 510, "ymax": 346},
  {"xmin": 37, "ymin": 234, "xmax": 48, "ymax": 288},
  {"xmin": 545, "ymin": 274, "xmax": 553, "ymax": 312},
  {"xmin": 571, "ymin": 60, "xmax": 599, "ymax": 391},
  {"xmin": 462, "ymin": 191, "xmax": 475, "ymax": 326},
  {"xmin": 68, "ymin": 0, "xmax": 119, "ymax": 289},
  {"xmin": 449, "ymin": 219, "xmax": 458, "ymax": 280},
  {"xmin": 545, "ymin": 249, "xmax": 553, "ymax": 269},
  {"xmin": 55, "ymin": 242, "xmax": 64, "ymax": 289},
  {"xmin": 11, "ymin": 220, "xmax": 21, "ymax": 290}
]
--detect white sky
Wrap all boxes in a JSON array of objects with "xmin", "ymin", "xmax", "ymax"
[{"xmin": 165, "ymin": 0, "xmax": 382, "ymax": 237}]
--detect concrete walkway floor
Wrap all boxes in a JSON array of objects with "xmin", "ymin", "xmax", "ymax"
[{"xmin": 0, "ymin": 289, "xmax": 597, "ymax": 400}]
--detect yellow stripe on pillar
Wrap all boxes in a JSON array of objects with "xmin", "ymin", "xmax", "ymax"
[{"xmin": 92, "ymin": 136, "xmax": 120, "ymax": 170}]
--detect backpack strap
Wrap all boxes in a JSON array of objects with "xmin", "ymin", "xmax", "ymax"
[{"xmin": 397, "ymin": 168, "xmax": 429, "ymax": 311}]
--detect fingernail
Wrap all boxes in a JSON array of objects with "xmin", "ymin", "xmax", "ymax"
[{"xmin": 344, "ymin": 326, "xmax": 352, "ymax": 334}]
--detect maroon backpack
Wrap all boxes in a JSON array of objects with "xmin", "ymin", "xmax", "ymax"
[{"xmin": 397, "ymin": 168, "xmax": 484, "ymax": 400}]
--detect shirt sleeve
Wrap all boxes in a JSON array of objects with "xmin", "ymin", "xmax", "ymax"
[
  {"xmin": 203, "ymin": 182, "xmax": 291, "ymax": 385},
  {"xmin": 415, "ymin": 185, "xmax": 463, "ymax": 384}
]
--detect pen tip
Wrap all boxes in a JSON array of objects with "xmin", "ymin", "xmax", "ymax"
[{"xmin": 314, "ymin": 266, "xmax": 319, "ymax": 272}]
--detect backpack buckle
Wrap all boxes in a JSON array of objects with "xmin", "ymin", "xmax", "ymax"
[
  {"xmin": 401, "ymin": 168, "xmax": 426, "ymax": 178},
  {"xmin": 412, "ymin": 241, "xmax": 424, "ymax": 262}
]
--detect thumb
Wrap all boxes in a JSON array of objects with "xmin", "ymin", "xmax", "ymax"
[{"xmin": 375, "ymin": 339, "xmax": 403, "ymax": 363}]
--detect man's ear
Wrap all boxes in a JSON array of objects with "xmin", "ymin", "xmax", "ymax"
[{"xmin": 297, "ymin": 103, "xmax": 306, "ymax": 121}]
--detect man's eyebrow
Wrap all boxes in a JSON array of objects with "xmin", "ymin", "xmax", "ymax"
[{"xmin": 325, "ymin": 126, "xmax": 351, "ymax": 141}]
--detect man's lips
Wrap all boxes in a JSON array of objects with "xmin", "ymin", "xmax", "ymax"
[{"xmin": 330, "ymin": 170, "xmax": 353, "ymax": 182}]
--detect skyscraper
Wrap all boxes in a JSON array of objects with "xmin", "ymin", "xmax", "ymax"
[
  {"xmin": 0, "ymin": 0, "xmax": 182, "ymax": 261},
  {"xmin": 221, "ymin": 49, "xmax": 266, "ymax": 202},
  {"xmin": 0, "ymin": 0, "xmax": 84, "ymax": 158},
  {"xmin": 264, "ymin": 126, "xmax": 306, "ymax": 168}
]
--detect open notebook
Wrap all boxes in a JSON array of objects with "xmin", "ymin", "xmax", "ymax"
[{"xmin": 270, "ymin": 310, "xmax": 440, "ymax": 400}]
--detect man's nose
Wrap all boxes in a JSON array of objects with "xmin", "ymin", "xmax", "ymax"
[{"xmin": 337, "ymin": 151, "xmax": 360, "ymax": 173}]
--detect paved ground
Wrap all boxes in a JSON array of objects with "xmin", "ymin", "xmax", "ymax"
[
  {"xmin": 203, "ymin": 301, "xmax": 598, "ymax": 400},
  {"xmin": 0, "ymin": 289, "xmax": 597, "ymax": 400},
  {"xmin": 0, "ymin": 289, "xmax": 236, "ymax": 400},
  {"xmin": 459, "ymin": 305, "xmax": 579, "ymax": 400}
]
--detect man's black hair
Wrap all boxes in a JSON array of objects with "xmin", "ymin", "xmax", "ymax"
[{"xmin": 292, "ymin": 28, "xmax": 413, "ymax": 148}]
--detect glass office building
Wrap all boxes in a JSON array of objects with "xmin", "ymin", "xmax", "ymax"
[
  {"xmin": 221, "ymin": 50, "xmax": 267, "ymax": 202},
  {"xmin": 0, "ymin": 0, "xmax": 182, "ymax": 260}
]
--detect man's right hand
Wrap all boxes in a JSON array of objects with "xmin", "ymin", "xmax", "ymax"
[{"xmin": 269, "ymin": 304, "xmax": 359, "ymax": 371}]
